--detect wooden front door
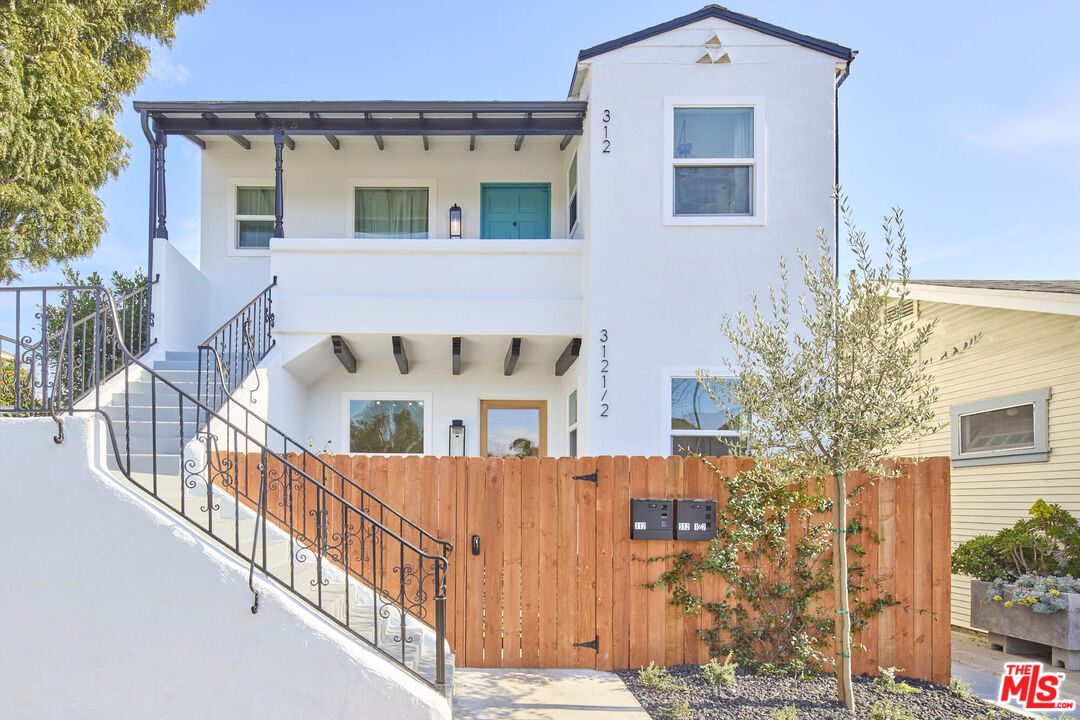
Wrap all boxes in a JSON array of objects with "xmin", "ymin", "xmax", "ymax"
[{"xmin": 480, "ymin": 183, "xmax": 551, "ymax": 239}]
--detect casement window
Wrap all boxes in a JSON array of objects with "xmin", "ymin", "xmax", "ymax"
[
  {"xmin": 663, "ymin": 98, "xmax": 765, "ymax": 225},
  {"xmin": 342, "ymin": 393, "xmax": 432, "ymax": 454},
  {"xmin": 668, "ymin": 376, "xmax": 747, "ymax": 457},
  {"xmin": 567, "ymin": 389, "xmax": 578, "ymax": 458},
  {"xmin": 480, "ymin": 400, "xmax": 547, "ymax": 458},
  {"xmin": 354, "ymin": 186, "xmax": 430, "ymax": 239},
  {"xmin": 235, "ymin": 186, "xmax": 276, "ymax": 248},
  {"xmin": 950, "ymin": 389, "xmax": 1050, "ymax": 467},
  {"xmin": 567, "ymin": 153, "xmax": 580, "ymax": 236}
]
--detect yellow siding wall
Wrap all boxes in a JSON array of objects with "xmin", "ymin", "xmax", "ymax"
[{"xmin": 899, "ymin": 301, "xmax": 1080, "ymax": 628}]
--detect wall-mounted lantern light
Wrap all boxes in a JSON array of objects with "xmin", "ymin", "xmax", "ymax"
[
  {"xmin": 449, "ymin": 419, "xmax": 466, "ymax": 456},
  {"xmin": 449, "ymin": 204, "xmax": 462, "ymax": 239}
]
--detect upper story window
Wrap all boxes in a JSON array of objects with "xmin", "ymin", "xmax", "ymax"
[
  {"xmin": 663, "ymin": 98, "xmax": 765, "ymax": 226},
  {"xmin": 668, "ymin": 376, "xmax": 747, "ymax": 457},
  {"xmin": 236, "ymin": 186, "xmax": 275, "ymax": 248},
  {"xmin": 567, "ymin": 152, "xmax": 579, "ymax": 236},
  {"xmin": 354, "ymin": 187, "xmax": 429, "ymax": 239},
  {"xmin": 950, "ymin": 388, "xmax": 1050, "ymax": 467}
]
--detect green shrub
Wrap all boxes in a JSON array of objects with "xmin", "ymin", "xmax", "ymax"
[
  {"xmin": 947, "ymin": 676, "xmax": 974, "ymax": 699},
  {"xmin": 657, "ymin": 700, "xmax": 691, "ymax": 718},
  {"xmin": 868, "ymin": 699, "xmax": 917, "ymax": 720},
  {"xmin": 952, "ymin": 500, "xmax": 1080, "ymax": 581},
  {"xmin": 638, "ymin": 662, "xmax": 689, "ymax": 692},
  {"xmin": 701, "ymin": 653, "xmax": 738, "ymax": 686},
  {"xmin": 769, "ymin": 706, "xmax": 798, "ymax": 720},
  {"xmin": 872, "ymin": 667, "xmax": 920, "ymax": 694}
]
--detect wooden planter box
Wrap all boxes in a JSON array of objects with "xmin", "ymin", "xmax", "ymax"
[{"xmin": 970, "ymin": 579, "xmax": 1080, "ymax": 670}]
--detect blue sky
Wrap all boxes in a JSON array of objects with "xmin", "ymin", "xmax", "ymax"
[{"xmin": 16, "ymin": 0, "xmax": 1080, "ymax": 285}]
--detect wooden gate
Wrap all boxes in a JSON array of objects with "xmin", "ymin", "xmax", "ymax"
[{"xmin": 460, "ymin": 457, "xmax": 601, "ymax": 668}]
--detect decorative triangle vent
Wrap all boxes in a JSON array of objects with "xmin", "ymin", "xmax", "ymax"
[{"xmin": 698, "ymin": 34, "xmax": 731, "ymax": 64}]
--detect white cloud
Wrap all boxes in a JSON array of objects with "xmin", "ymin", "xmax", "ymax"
[
  {"xmin": 966, "ymin": 89, "xmax": 1080, "ymax": 161},
  {"xmin": 149, "ymin": 47, "xmax": 191, "ymax": 88}
]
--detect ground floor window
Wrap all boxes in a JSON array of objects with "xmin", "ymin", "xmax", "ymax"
[
  {"xmin": 950, "ymin": 388, "xmax": 1050, "ymax": 466},
  {"xmin": 342, "ymin": 393, "xmax": 431, "ymax": 454},
  {"xmin": 480, "ymin": 399, "xmax": 547, "ymax": 458},
  {"xmin": 668, "ymin": 376, "xmax": 746, "ymax": 457}
]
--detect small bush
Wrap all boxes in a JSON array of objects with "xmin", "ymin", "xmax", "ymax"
[
  {"xmin": 657, "ymin": 700, "xmax": 691, "ymax": 718},
  {"xmin": 952, "ymin": 500, "xmax": 1080, "ymax": 581},
  {"xmin": 868, "ymin": 699, "xmax": 917, "ymax": 720},
  {"xmin": 769, "ymin": 706, "xmax": 798, "ymax": 720},
  {"xmin": 872, "ymin": 667, "xmax": 921, "ymax": 694},
  {"xmin": 639, "ymin": 662, "xmax": 689, "ymax": 692},
  {"xmin": 947, "ymin": 676, "xmax": 974, "ymax": 699},
  {"xmin": 701, "ymin": 653, "xmax": 738, "ymax": 686}
]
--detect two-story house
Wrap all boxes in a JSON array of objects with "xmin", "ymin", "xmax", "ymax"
[{"xmin": 137, "ymin": 6, "xmax": 855, "ymax": 460}]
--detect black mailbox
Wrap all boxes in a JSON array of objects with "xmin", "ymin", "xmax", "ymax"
[
  {"xmin": 631, "ymin": 498, "xmax": 672, "ymax": 540},
  {"xmin": 674, "ymin": 499, "xmax": 716, "ymax": 541}
]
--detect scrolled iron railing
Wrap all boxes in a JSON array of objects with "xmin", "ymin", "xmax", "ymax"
[
  {"xmin": 0, "ymin": 284, "xmax": 451, "ymax": 692},
  {"xmin": 196, "ymin": 276, "xmax": 276, "ymax": 410}
]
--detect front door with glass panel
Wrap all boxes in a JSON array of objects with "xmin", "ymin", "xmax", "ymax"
[
  {"xmin": 480, "ymin": 400, "xmax": 547, "ymax": 457},
  {"xmin": 480, "ymin": 184, "xmax": 551, "ymax": 239}
]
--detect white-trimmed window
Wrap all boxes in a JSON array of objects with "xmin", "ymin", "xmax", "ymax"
[
  {"xmin": 663, "ymin": 97, "xmax": 765, "ymax": 226},
  {"xmin": 235, "ymin": 186, "xmax": 275, "ymax": 249},
  {"xmin": 667, "ymin": 376, "xmax": 747, "ymax": 457},
  {"xmin": 567, "ymin": 152, "xmax": 580, "ymax": 236},
  {"xmin": 341, "ymin": 392, "xmax": 432, "ymax": 455},
  {"xmin": 568, "ymin": 389, "xmax": 578, "ymax": 457},
  {"xmin": 950, "ymin": 389, "xmax": 1050, "ymax": 467}
]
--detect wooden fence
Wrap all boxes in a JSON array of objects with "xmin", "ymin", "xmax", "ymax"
[{"xmin": 225, "ymin": 454, "xmax": 951, "ymax": 684}]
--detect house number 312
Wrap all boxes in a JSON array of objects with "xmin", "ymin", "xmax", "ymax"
[
  {"xmin": 599, "ymin": 328, "xmax": 610, "ymax": 417},
  {"xmin": 601, "ymin": 109, "xmax": 611, "ymax": 154}
]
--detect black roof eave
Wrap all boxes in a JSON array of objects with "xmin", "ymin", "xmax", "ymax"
[
  {"xmin": 132, "ymin": 100, "xmax": 588, "ymax": 114},
  {"xmin": 568, "ymin": 6, "xmax": 855, "ymax": 97}
]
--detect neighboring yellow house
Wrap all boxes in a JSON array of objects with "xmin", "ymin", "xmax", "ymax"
[{"xmin": 899, "ymin": 280, "xmax": 1080, "ymax": 628}]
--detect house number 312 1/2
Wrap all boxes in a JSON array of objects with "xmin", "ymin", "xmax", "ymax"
[
  {"xmin": 601, "ymin": 109, "xmax": 611, "ymax": 154},
  {"xmin": 599, "ymin": 328, "xmax": 609, "ymax": 417}
]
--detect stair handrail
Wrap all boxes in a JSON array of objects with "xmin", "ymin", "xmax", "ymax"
[
  {"xmin": 2, "ymin": 284, "xmax": 450, "ymax": 692},
  {"xmin": 196, "ymin": 277, "xmax": 276, "ymax": 409}
]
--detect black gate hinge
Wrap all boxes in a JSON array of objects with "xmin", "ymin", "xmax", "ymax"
[
  {"xmin": 572, "ymin": 635, "xmax": 599, "ymax": 653},
  {"xmin": 573, "ymin": 470, "xmax": 599, "ymax": 484}
]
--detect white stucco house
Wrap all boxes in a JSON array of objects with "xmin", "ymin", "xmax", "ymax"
[{"xmin": 138, "ymin": 5, "xmax": 855, "ymax": 461}]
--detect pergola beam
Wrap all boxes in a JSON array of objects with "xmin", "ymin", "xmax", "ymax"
[
  {"xmin": 554, "ymin": 338, "xmax": 581, "ymax": 376},
  {"xmin": 229, "ymin": 134, "xmax": 251, "ymax": 149},
  {"xmin": 452, "ymin": 337, "xmax": 462, "ymax": 375},
  {"xmin": 331, "ymin": 335, "xmax": 356, "ymax": 373},
  {"xmin": 310, "ymin": 111, "xmax": 340, "ymax": 149},
  {"xmin": 392, "ymin": 336, "xmax": 409, "ymax": 375},
  {"xmin": 365, "ymin": 112, "xmax": 384, "ymax": 150},
  {"xmin": 152, "ymin": 116, "xmax": 584, "ymax": 137},
  {"xmin": 514, "ymin": 135, "xmax": 524, "ymax": 151},
  {"xmin": 182, "ymin": 134, "xmax": 206, "ymax": 149},
  {"xmin": 503, "ymin": 338, "xmax": 521, "ymax": 376},
  {"xmin": 560, "ymin": 134, "xmax": 573, "ymax": 151}
]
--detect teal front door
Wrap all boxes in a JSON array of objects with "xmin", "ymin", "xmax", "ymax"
[{"xmin": 481, "ymin": 184, "xmax": 551, "ymax": 239}]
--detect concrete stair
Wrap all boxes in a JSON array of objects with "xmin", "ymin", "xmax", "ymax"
[{"xmin": 99, "ymin": 350, "xmax": 454, "ymax": 695}]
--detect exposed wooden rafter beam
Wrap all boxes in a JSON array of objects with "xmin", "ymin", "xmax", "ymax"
[
  {"xmin": 392, "ymin": 336, "xmax": 409, "ymax": 375},
  {"xmin": 229, "ymin": 134, "xmax": 252, "ymax": 150},
  {"xmin": 554, "ymin": 338, "xmax": 581, "ymax": 376},
  {"xmin": 503, "ymin": 337, "xmax": 522, "ymax": 376},
  {"xmin": 182, "ymin": 134, "xmax": 206, "ymax": 149},
  {"xmin": 514, "ymin": 135, "xmax": 524, "ymax": 151},
  {"xmin": 452, "ymin": 337, "xmax": 462, "ymax": 375},
  {"xmin": 469, "ymin": 112, "xmax": 477, "ymax": 152},
  {"xmin": 202, "ymin": 111, "xmax": 250, "ymax": 149},
  {"xmin": 560, "ymin": 134, "xmax": 573, "ymax": 151},
  {"xmin": 282, "ymin": 134, "xmax": 295, "ymax": 151},
  {"xmin": 331, "ymin": 335, "xmax": 356, "ymax": 373},
  {"xmin": 310, "ymin": 112, "xmax": 340, "ymax": 150},
  {"xmin": 364, "ymin": 112, "xmax": 384, "ymax": 150},
  {"xmin": 419, "ymin": 112, "xmax": 429, "ymax": 151}
]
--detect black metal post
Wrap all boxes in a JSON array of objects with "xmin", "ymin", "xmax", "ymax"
[
  {"xmin": 154, "ymin": 131, "xmax": 168, "ymax": 239},
  {"xmin": 273, "ymin": 130, "xmax": 284, "ymax": 238}
]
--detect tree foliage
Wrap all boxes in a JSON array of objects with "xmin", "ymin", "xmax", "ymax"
[{"xmin": 0, "ymin": 0, "xmax": 207, "ymax": 281}]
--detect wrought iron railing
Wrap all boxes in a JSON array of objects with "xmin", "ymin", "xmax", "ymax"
[
  {"xmin": 0, "ymin": 284, "xmax": 451, "ymax": 692},
  {"xmin": 0, "ymin": 281, "xmax": 155, "ymax": 413},
  {"xmin": 197, "ymin": 277, "xmax": 276, "ymax": 410}
]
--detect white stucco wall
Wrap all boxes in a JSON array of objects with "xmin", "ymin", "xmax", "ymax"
[
  {"xmin": 0, "ymin": 416, "xmax": 450, "ymax": 720},
  {"xmin": 574, "ymin": 17, "xmax": 839, "ymax": 455},
  {"xmin": 153, "ymin": 236, "xmax": 211, "ymax": 350}
]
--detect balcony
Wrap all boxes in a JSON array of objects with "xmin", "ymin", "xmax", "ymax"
[{"xmin": 269, "ymin": 237, "xmax": 584, "ymax": 344}]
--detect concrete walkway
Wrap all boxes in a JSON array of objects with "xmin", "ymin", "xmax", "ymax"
[
  {"xmin": 953, "ymin": 628, "xmax": 1080, "ymax": 718},
  {"xmin": 452, "ymin": 669, "xmax": 649, "ymax": 720}
]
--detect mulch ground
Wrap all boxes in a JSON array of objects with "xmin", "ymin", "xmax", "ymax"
[{"xmin": 616, "ymin": 665, "xmax": 1027, "ymax": 719}]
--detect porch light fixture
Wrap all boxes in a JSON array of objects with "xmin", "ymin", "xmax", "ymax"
[
  {"xmin": 449, "ymin": 204, "xmax": 462, "ymax": 238},
  {"xmin": 449, "ymin": 419, "xmax": 466, "ymax": 456}
]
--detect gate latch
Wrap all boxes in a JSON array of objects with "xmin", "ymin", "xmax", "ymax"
[
  {"xmin": 573, "ymin": 470, "xmax": 599, "ymax": 484},
  {"xmin": 572, "ymin": 635, "xmax": 599, "ymax": 653}
]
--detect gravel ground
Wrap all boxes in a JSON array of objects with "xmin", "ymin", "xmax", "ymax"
[{"xmin": 617, "ymin": 665, "xmax": 1028, "ymax": 719}]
